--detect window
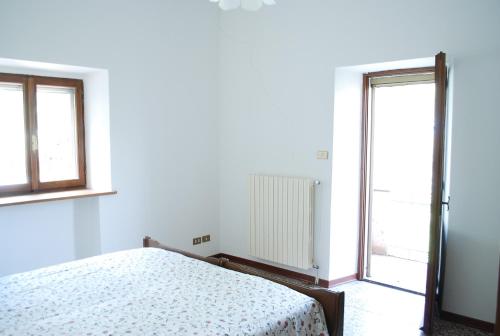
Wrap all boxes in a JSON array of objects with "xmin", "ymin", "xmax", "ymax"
[{"xmin": 0, "ymin": 73, "xmax": 85, "ymax": 196}]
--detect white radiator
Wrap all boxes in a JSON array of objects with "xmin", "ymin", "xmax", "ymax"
[{"xmin": 249, "ymin": 175, "xmax": 315, "ymax": 270}]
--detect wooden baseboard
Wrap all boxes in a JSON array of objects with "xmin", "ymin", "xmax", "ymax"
[
  {"xmin": 440, "ymin": 310, "xmax": 495, "ymax": 333},
  {"xmin": 328, "ymin": 273, "xmax": 359, "ymax": 287},
  {"xmin": 211, "ymin": 253, "xmax": 357, "ymax": 289}
]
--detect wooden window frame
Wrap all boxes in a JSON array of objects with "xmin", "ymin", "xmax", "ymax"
[{"xmin": 0, "ymin": 73, "xmax": 86, "ymax": 196}]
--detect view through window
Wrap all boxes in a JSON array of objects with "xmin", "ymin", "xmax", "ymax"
[{"xmin": 0, "ymin": 73, "xmax": 85, "ymax": 195}]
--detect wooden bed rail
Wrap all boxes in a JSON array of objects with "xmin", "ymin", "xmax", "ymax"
[
  {"xmin": 143, "ymin": 236, "xmax": 344, "ymax": 336},
  {"xmin": 143, "ymin": 236, "xmax": 225, "ymax": 267}
]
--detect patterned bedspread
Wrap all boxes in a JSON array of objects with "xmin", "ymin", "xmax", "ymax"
[{"xmin": 0, "ymin": 247, "xmax": 329, "ymax": 335}]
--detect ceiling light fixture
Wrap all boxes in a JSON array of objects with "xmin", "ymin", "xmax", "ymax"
[{"xmin": 210, "ymin": 0, "xmax": 276, "ymax": 11}]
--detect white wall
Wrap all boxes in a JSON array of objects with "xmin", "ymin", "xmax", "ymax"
[
  {"xmin": 74, "ymin": 197, "xmax": 101, "ymax": 259},
  {"xmin": 442, "ymin": 53, "xmax": 500, "ymax": 322},
  {"xmin": 217, "ymin": 14, "xmax": 335, "ymax": 279},
  {"xmin": 0, "ymin": 201, "xmax": 75, "ymax": 275},
  {"xmin": 0, "ymin": 0, "xmax": 221, "ymax": 274},
  {"xmin": 217, "ymin": 0, "xmax": 500, "ymax": 322},
  {"xmin": 329, "ymin": 68, "xmax": 363, "ymax": 280}
]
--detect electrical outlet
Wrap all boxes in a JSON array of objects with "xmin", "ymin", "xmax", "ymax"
[
  {"xmin": 193, "ymin": 237, "xmax": 202, "ymax": 245},
  {"xmin": 202, "ymin": 234, "xmax": 211, "ymax": 243}
]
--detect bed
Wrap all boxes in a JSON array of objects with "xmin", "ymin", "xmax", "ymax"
[{"xmin": 0, "ymin": 236, "xmax": 344, "ymax": 335}]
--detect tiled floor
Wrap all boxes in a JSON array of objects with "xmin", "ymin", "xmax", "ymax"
[
  {"xmin": 366, "ymin": 254, "xmax": 427, "ymax": 293},
  {"xmin": 334, "ymin": 281, "xmax": 425, "ymax": 335},
  {"xmin": 334, "ymin": 281, "xmax": 493, "ymax": 336}
]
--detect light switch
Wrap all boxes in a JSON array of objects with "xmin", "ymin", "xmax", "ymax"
[{"xmin": 317, "ymin": 150, "xmax": 329, "ymax": 160}]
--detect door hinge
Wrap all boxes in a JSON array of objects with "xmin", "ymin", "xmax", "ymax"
[{"xmin": 441, "ymin": 196, "xmax": 450, "ymax": 211}]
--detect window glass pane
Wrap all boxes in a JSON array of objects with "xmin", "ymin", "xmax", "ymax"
[
  {"xmin": 37, "ymin": 85, "xmax": 79, "ymax": 183},
  {"xmin": 0, "ymin": 82, "xmax": 28, "ymax": 186}
]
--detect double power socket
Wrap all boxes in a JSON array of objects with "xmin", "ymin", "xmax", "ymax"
[{"xmin": 193, "ymin": 235, "xmax": 210, "ymax": 245}]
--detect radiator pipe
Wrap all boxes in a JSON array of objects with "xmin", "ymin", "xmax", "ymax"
[{"xmin": 312, "ymin": 264, "xmax": 320, "ymax": 285}]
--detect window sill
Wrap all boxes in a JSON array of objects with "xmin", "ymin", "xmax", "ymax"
[{"xmin": 0, "ymin": 189, "xmax": 117, "ymax": 207}]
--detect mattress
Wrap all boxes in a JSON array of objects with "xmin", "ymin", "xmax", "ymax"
[{"xmin": 0, "ymin": 247, "xmax": 328, "ymax": 335}]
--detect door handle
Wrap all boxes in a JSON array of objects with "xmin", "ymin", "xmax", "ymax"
[{"xmin": 441, "ymin": 196, "xmax": 450, "ymax": 211}]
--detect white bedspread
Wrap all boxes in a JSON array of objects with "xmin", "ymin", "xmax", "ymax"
[{"xmin": 0, "ymin": 248, "xmax": 329, "ymax": 335}]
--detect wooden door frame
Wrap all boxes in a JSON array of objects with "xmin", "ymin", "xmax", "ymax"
[
  {"xmin": 357, "ymin": 65, "xmax": 436, "ymax": 281},
  {"xmin": 423, "ymin": 52, "xmax": 448, "ymax": 334},
  {"xmin": 357, "ymin": 58, "xmax": 448, "ymax": 334},
  {"xmin": 357, "ymin": 73, "xmax": 370, "ymax": 280}
]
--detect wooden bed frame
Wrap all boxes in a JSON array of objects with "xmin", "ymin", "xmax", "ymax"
[{"xmin": 143, "ymin": 236, "xmax": 345, "ymax": 336}]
